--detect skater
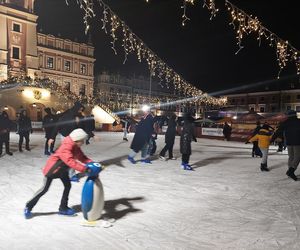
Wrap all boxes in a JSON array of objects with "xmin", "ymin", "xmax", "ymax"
[
  {"xmin": 148, "ymin": 132, "xmax": 157, "ymax": 156},
  {"xmin": 17, "ymin": 110, "xmax": 32, "ymax": 152},
  {"xmin": 274, "ymin": 124, "xmax": 284, "ymax": 152},
  {"xmin": 128, "ymin": 106, "xmax": 154, "ymax": 164},
  {"xmin": 247, "ymin": 124, "xmax": 273, "ymax": 172},
  {"xmin": 121, "ymin": 116, "xmax": 130, "ymax": 141},
  {"xmin": 84, "ymin": 114, "xmax": 95, "ymax": 145},
  {"xmin": 42, "ymin": 108, "xmax": 57, "ymax": 155},
  {"xmin": 250, "ymin": 121, "xmax": 262, "ymax": 158},
  {"xmin": 160, "ymin": 114, "xmax": 177, "ymax": 160},
  {"xmin": 0, "ymin": 111, "xmax": 14, "ymax": 156},
  {"xmin": 223, "ymin": 122, "xmax": 232, "ymax": 141},
  {"xmin": 48, "ymin": 101, "xmax": 85, "ymax": 182},
  {"xmin": 24, "ymin": 128, "xmax": 96, "ymax": 219},
  {"xmin": 180, "ymin": 113, "xmax": 197, "ymax": 171},
  {"xmin": 271, "ymin": 110, "xmax": 300, "ymax": 181}
]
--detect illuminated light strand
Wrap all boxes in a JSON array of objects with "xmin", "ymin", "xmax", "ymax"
[
  {"xmin": 224, "ymin": 0, "xmax": 300, "ymax": 78},
  {"xmin": 203, "ymin": 0, "xmax": 219, "ymax": 20},
  {"xmin": 67, "ymin": 0, "xmax": 225, "ymax": 106}
]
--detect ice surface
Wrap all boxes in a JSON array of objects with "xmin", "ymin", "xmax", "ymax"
[{"xmin": 0, "ymin": 132, "xmax": 300, "ymax": 250}]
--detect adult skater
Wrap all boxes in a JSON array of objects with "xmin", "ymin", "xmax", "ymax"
[
  {"xmin": 48, "ymin": 101, "xmax": 85, "ymax": 144},
  {"xmin": 17, "ymin": 110, "xmax": 32, "ymax": 152},
  {"xmin": 0, "ymin": 111, "xmax": 14, "ymax": 156},
  {"xmin": 42, "ymin": 108, "xmax": 57, "ymax": 155},
  {"xmin": 47, "ymin": 101, "xmax": 85, "ymax": 181},
  {"xmin": 160, "ymin": 114, "xmax": 177, "ymax": 160},
  {"xmin": 84, "ymin": 114, "xmax": 95, "ymax": 145},
  {"xmin": 24, "ymin": 129, "xmax": 96, "ymax": 219},
  {"xmin": 128, "ymin": 106, "xmax": 154, "ymax": 164},
  {"xmin": 121, "ymin": 116, "xmax": 130, "ymax": 141},
  {"xmin": 271, "ymin": 110, "xmax": 300, "ymax": 181},
  {"xmin": 247, "ymin": 124, "xmax": 273, "ymax": 172},
  {"xmin": 223, "ymin": 122, "xmax": 232, "ymax": 141},
  {"xmin": 180, "ymin": 113, "xmax": 197, "ymax": 171}
]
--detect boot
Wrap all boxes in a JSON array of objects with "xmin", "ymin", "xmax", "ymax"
[
  {"xmin": 286, "ymin": 168, "xmax": 297, "ymax": 181},
  {"xmin": 260, "ymin": 163, "xmax": 269, "ymax": 172},
  {"xmin": 19, "ymin": 144, "xmax": 23, "ymax": 152}
]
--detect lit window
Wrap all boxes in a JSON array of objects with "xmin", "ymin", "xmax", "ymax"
[
  {"xmin": 80, "ymin": 64, "xmax": 86, "ymax": 74},
  {"xmin": 47, "ymin": 57, "xmax": 54, "ymax": 68},
  {"xmin": 12, "ymin": 47, "xmax": 20, "ymax": 59},
  {"xmin": 65, "ymin": 60, "xmax": 71, "ymax": 71},
  {"xmin": 13, "ymin": 23, "xmax": 21, "ymax": 32}
]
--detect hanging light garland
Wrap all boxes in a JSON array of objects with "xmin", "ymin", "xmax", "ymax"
[
  {"xmin": 225, "ymin": 0, "xmax": 300, "ymax": 78},
  {"xmin": 156, "ymin": 0, "xmax": 299, "ymax": 78},
  {"xmin": 66, "ymin": 0, "xmax": 225, "ymax": 106}
]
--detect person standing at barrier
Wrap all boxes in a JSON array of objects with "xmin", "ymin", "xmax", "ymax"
[{"xmin": 17, "ymin": 110, "xmax": 32, "ymax": 152}]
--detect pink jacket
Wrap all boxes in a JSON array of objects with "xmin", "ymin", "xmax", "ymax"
[{"xmin": 43, "ymin": 136, "xmax": 91, "ymax": 177}]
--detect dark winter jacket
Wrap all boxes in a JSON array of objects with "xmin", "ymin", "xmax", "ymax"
[
  {"xmin": 50, "ymin": 102, "xmax": 85, "ymax": 138},
  {"xmin": 0, "ymin": 112, "xmax": 14, "ymax": 142},
  {"xmin": 43, "ymin": 113, "xmax": 57, "ymax": 138},
  {"xmin": 180, "ymin": 120, "xmax": 196, "ymax": 155},
  {"xmin": 223, "ymin": 123, "xmax": 232, "ymax": 136},
  {"xmin": 165, "ymin": 118, "xmax": 177, "ymax": 145},
  {"xmin": 84, "ymin": 116, "xmax": 95, "ymax": 132},
  {"xmin": 130, "ymin": 113, "xmax": 154, "ymax": 152},
  {"xmin": 17, "ymin": 113, "xmax": 32, "ymax": 134},
  {"xmin": 272, "ymin": 117, "xmax": 300, "ymax": 146}
]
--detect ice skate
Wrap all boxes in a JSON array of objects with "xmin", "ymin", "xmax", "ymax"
[{"xmin": 286, "ymin": 168, "xmax": 297, "ymax": 181}]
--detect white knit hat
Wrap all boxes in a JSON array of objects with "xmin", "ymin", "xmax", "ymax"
[{"xmin": 69, "ymin": 128, "xmax": 88, "ymax": 142}]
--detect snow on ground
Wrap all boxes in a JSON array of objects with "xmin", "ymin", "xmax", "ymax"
[{"xmin": 0, "ymin": 132, "xmax": 300, "ymax": 250}]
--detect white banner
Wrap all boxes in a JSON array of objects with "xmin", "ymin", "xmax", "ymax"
[
  {"xmin": 202, "ymin": 127, "xmax": 223, "ymax": 137},
  {"xmin": 31, "ymin": 121, "xmax": 43, "ymax": 129}
]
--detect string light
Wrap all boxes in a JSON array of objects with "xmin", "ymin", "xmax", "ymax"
[
  {"xmin": 203, "ymin": 0, "xmax": 218, "ymax": 20},
  {"xmin": 225, "ymin": 0, "xmax": 300, "ymax": 77},
  {"xmin": 67, "ymin": 0, "xmax": 225, "ymax": 106}
]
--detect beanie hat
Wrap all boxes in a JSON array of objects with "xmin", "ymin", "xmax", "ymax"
[{"xmin": 69, "ymin": 128, "xmax": 88, "ymax": 142}]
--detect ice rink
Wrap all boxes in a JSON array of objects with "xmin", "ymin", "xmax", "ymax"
[{"xmin": 0, "ymin": 132, "xmax": 299, "ymax": 250}]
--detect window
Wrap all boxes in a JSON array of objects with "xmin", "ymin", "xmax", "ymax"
[
  {"xmin": 296, "ymin": 106, "xmax": 300, "ymax": 112},
  {"xmin": 47, "ymin": 57, "xmax": 54, "ymax": 68},
  {"xmin": 286, "ymin": 95, "xmax": 291, "ymax": 101},
  {"xmin": 64, "ymin": 82, "xmax": 70, "ymax": 92},
  {"xmin": 12, "ymin": 47, "xmax": 20, "ymax": 59},
  {"xmin": 231, "ymin": 99, "xmax": 235, "ymax": 103},
  {"xmin": 271, "ymin": 106, "xmax": 276, "ymax": 112},
  {"xmin": 260, "ymin": 96, "xmax": 265, "ymax": 102},
  {"xmin": 13, "ymin": 23, "xmax": 21, "ymax": 32},
  {"xmin": 297, "ymin": 95, "xmax": 300, "ymax": 100},
  {"xmin": 272, "ymin": 96, "xmax": 276, "ymax": 101},
  {"xmin": 259, "ymin": 106, "xmax": 265, "ymax": 113},
  {"xmin": 64, "ymin": 60, "xmax": 71, "ymax": 71},
  {"xmin": 80, "ymin": 64, "xmax": 86, "ymax": 74},
  {"xmin": 241, "ymin": 98, "xmax": 245, "ymax": 104}
]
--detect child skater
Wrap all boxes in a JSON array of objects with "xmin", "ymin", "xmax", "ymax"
[
  {"xmin": 24, "ymin": 128, "xmax": 98, "ymax": 219},
  {"xmin": 247, "ymin": 124, "xmax": 273, "ymax": 172}
]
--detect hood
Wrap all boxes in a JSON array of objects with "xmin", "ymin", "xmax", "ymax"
[{"xmin": 71, "ymin": 101, "xmax": 85, "ymax": 114}]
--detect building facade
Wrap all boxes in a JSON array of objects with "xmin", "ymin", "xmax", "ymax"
[
  {"xmin": 94, "ymin": 71, "xmax": 203, "ymax": 116},
  {"xmin": 0, "ymin": 0, "xmax": 95, "ymax": 96},
  {"xmin": 226, "ymin": 89, "xmax": 300, "ymax": 113}
]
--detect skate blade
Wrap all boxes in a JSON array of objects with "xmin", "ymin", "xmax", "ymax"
[{"xmin": 81, "ymin": 220, "xmax": 113, "ymax": 228}]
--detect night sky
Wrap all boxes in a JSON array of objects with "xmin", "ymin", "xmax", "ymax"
[{"xmin": 34, "ymin": 0, "xmax": 299, "ymax": 94}]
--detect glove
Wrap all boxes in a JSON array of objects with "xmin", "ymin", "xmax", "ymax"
[
  {"xmin": 85, "ymin": 162, "xmax": 102, "ymax": 177},
  {"xmin": 194, "ymin": 138, "xmax": 197, "ymax": 142}
]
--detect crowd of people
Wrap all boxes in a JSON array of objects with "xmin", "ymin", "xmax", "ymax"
[{"xmin": 1, "ymin": 102, "xmax": 300, "ymax": 175}]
